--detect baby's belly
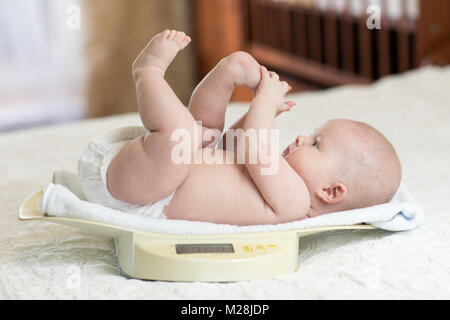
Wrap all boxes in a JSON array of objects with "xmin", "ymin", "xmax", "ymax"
[{"xmin": 163, "ymin": 150, "xmax": 267, "ymax": 225}]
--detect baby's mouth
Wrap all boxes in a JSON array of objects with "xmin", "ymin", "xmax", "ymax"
[{"xmin": 282, "ymin": 146, "xmax": 289, "ymax": 157}]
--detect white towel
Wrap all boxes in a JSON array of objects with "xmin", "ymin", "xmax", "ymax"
[{"xmin": 39, "ymin": 171, "xmax": 423, "ymax": 235}]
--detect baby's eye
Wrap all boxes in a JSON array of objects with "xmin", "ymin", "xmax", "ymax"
[{"xmin": 312, "ymin": 140, "xmax": 319, "ymax": 148}]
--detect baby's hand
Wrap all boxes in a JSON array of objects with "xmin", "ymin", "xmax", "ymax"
[{"xmin": 255, "ymin": 66, "xmax": 296, "ymax": 116}]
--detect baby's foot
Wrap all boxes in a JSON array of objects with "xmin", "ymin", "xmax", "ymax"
[
  {"xmin": 132, "ymin": 29, "xmax": 191, "ymax": 78},
  {"xmin": 227, "ymin": 51, "xmax": 262, "ymax": 91}
]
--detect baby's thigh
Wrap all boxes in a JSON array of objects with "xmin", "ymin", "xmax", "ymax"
[{"xmin": 107, "ymin": 133, "xmax": 191, "ymax": 205}]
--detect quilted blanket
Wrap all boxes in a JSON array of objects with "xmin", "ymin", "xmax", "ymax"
[{"xmin": 0, "ymin": 66, "xmax": 449, "ymax": 299}]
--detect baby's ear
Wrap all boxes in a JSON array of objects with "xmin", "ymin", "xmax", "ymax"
[{"xmin": 316, "ymin": 183, "xmax": 348, "ymax": 204}]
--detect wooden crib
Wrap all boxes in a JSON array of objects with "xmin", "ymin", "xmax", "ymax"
[{"xmin": 194, "ymin": 0, "xmax": 450, "ymax": 100}]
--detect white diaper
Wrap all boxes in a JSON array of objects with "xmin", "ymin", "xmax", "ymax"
[{"xmin": 77, "ymin": 126, "xmax": 175, "ymax": 219}]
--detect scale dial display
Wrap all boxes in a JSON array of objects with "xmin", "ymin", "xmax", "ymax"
[{"xmin": 175, "ymin": 243, "xmax": 234, "ymax": 254}]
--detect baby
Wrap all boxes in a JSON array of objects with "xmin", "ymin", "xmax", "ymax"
[{"xmin": 78, "ymin": 30, "xmax": 402, "ymax": 226}]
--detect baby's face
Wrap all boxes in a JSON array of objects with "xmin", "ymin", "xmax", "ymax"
[
  {"xmin": 282, "ymin": 120, "xmax": 349, "ymax": 192},
  {"xmin": 282, "ymin": 119, "xmax": 401, "ymax": 211}
]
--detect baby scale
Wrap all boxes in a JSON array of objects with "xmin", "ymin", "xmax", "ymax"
[{"xmin": 19, "ymin": 189, "xmax": 376, "ymax": 282}]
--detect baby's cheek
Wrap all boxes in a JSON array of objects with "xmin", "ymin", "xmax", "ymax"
[
  {"xmin": 288, "ymin": 151, "xmax": 322, "ymax": 185},
  {"xmin": 287, "ymin": 151, "xmax": 309, "ymax": 176}
]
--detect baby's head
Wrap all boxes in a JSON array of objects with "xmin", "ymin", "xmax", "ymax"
[{"xmin": 283, "ymin": 119, "xmax": 401, "ymax": 216}]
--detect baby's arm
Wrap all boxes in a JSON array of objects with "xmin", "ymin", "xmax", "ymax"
[
  {"xmin": 242, "ymin": 66, "xmax": 310, "ymax": 223},
  {"xmin": 218, "ymin": 99, "xmax": 295, "ymax": 152}
]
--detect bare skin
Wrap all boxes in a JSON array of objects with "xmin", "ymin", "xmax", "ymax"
[
  {"xmin": 106, "ymin": 30, "xmax": 309, "ymax": 225},
  {"xmin": 106, "ymin": 30, "xmax": 399, "ymax": 225}
]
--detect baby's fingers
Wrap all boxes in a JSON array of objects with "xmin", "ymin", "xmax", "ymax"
[
  {"xmin": 260, "ymin": 66, "xmax": 269, "ymax": 79},
  {"xmin": 276, "ymin": 103, "xmax": 294, "ymax": 117},
  {"xmin": 280, "ymin": 81, "xmax": 291, "ymax": 93},
  {"xmin": 269, "ymin": 71, "xmax": 279, "ymax": 80},
  {"xmin": 282, "ymin": 101, "xmax": 295, "ymax": 113},
  {"xmin": 285, "ymin": 101, "xmax": 296, "ymax": 108}
]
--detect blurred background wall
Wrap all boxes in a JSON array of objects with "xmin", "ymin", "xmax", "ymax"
[
  {"xmin": 1, "ymin": 0, "xmax": 449, "ymax": 132},
  {"xmin": 0, "ymin": 0, "xmax": 196, "ymax": 132},
  {"xmin": 0, "ymin": 0, "xmax": 86, "ymax": 131},
  {"xmin": 82, "ymin": 0, "xmax": 196, "ymax": 118}
]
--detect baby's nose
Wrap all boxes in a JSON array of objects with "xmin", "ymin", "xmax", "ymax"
[{"xmin": 296, "ymin": 135, "xmax": 307, "ymax": 146}]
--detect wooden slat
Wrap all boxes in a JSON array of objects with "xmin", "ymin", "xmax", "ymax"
[
  {"xmin": 323, "ymin": 11, "xmax": 339, "ymax": 68},
  {"xmin": 263, "ymin": 1, "xmax": 271, "ymax": 47},
  {"xmin": 262, "ymin": 1, "xmax": 271, "ymax": 46},
  {"xmin": 358, "ymin": 18, "xmax": 374, "ymax": 79},
  {"xmin": 307, "ymin": 9, "xmax": 323, "ymax": 62},
  {"xmin": 377, "ymin": 25, "xmax": 391, "ymax": 77},
  {"xmin": 292, "ymin": 6, "xmax": 308, "ymax": 58},
  {"xmin": 249, "ymin": 0, "xmax": 263, "ymax": 44},
  {"xmin": 409, "ymin": 32, "xmax": 419, "ymax": 68},
  {"xmin": 241, "ymin": 0, "xmax": 250, "ymax": 43},
  {"xmin": 279, "ymin": 3, "xmax": 292, "ymax": 53},
  {"xmin": 263, "ymin": 1, "xmax": 280, "ymax": 48},
  {"xmin": 340, "ymin": 15, "xmax": 356, "ymax": 73},
  {"xmin": 271, "ymin": 3, "xmax": 282, "ymax": 49},
  {"xmin": 397, "ymin": 28, "xmax": 411, "ymax": 72}
]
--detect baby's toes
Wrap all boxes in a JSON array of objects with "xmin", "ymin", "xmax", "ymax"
[
  {"xmin": 167, "ymin": 29, "xmax": 177, "ymax": 40},
  {"xmin": 179, "ymin": 35, "xmax": 191, "ymax": 50},
  {"xmin": 174, "ymin": 31, "xmax": 185, "ymax": 43},
  {"xmin": 160, "ymin": 29, "xmax": 171, "ymax": 39},
  {"xmin": 174, "ymin": 31, "xmax": 191, "ymax": 49}
]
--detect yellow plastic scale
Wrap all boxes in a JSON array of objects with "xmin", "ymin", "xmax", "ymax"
[{"xmin": 19, "ymin": 190, "xmax": 376, "ymax": 282}]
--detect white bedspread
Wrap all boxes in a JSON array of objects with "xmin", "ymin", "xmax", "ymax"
[{"xmin": 1, "ymin": 66, "xmax": 449, "ymax": 299}]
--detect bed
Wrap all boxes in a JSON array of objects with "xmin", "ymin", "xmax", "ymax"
[{"xmin": 1, "ymin": 66, "xmax": 449, "ymax": 299}]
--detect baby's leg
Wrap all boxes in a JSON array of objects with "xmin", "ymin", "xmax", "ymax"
[
  {"xmin": 188, "ymin": 51, "xmax": 261, "ymax": 137},
  {"xmin": 107, "ymin": 30, "xmax": 198, "ymax": 205}
]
